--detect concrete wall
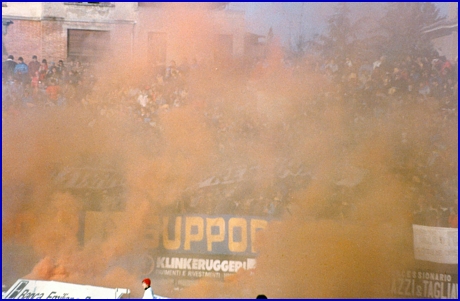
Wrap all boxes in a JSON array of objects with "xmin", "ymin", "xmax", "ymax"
[
  {"xmin": 2, "ymin": 2, "xmax": 43, "ymax": 19},
  {"xmin": 43, "ymin": 2, "xmax": 137, "ymax": 23},
  {"xmin": 2, "ymin": 2, "xmax": 137, "ymax": 21}
]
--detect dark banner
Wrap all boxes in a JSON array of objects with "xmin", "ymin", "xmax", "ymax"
[
  {"xmin": 85, "ymin": 213, "xmax": 271, "ymax": 280},
  {"xmin": 391, "ymin": 269, "xmax": 458, "ymax": 299},
  {"xmin": 146, "ymin": 214, "xmax": 270, "ymax": 256},
  {"xmin": 143, "ymin": 214, "xmax": 271, "ymax": 281}
]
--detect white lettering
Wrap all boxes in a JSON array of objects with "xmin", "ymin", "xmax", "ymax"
[
  {"xmin": 192, "ymin": 258, "xmax": 198, "ymax": 270},
  {"xmin": 221, "ymin": 260, "xmax": 229, "ymax": 272}
]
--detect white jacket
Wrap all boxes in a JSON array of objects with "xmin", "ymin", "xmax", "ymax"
[{"xmin": 143, "ymin": 286, "xmax": 155, "ymax": 299}]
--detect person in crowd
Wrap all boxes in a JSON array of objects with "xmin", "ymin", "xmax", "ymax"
[
  {"xmin": 14, "ymin": 57, "xmax": 30, "ymax": 85},
  {"xmin": 45, "ymin": 78, "xmax": 60, "ymax": 105},
  {"xmin": 72, "ymin": 60, "xmax": 84, "ymax": 75},
  {"xmin": 2, "ymin": 55, "xmax": 17, "ymax": 81},
  {"xmin": 373, "ymin": 55, "xmax": 386, "ymax": 70},
  {"xmin": 39, "ymin": 59, "xmax": 49, "ymax": 82},
  {"xmin": 256, "ymin": 294, "xmax": 268, "ymax": 299},
  {"xmin": 31, "ymin": 71, "xmax": 40, "ymax": 94},
  {"xmin": 46, "ymin": 61, "xmax": 56, "ymax": 77},
  {"xmin": 141, "ymin": 278, "xmax": 155, "ymax": 299},
  {"xmin": 137, "ymin": 86, "xmax": 150, "ymax": 108},
  {"xmin": 165, "ymin": 60, "xmax": 179, "ymax": 80},
  {"xmin": 46, "ymin": 66, "xmax": 61, "ymax": 84},
  {"xmin": 57, "ymin": 59, "xmax": 66, "ymax": 76},
  {"xmin": 28, "ymin": 55, "xmax": 41, "ymax": 81}
]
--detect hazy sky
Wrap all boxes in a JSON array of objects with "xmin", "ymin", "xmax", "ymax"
[{"xmin": 232, "ymin": 2, "xmax": 454, "ymax": 48}]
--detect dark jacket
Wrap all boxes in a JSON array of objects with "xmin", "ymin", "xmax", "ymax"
[{"xmin": 2, "ymin": 59, "xmax": 17, "ymax": 79}]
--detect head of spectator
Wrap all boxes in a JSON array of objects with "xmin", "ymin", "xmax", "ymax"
[
  {"xmin": 256, "ymin": 294, "xmax": 268, "ymax": 299},
  {"xmin": 141, "ymin": 278, "xmax": 151, "ymax": 289},
  {"xmin": 7, "ymin": 55, "xmax": 14, "ymax": 61},
  {"xmin": 58, "ymin": 60, "xmax": 65, "ymax": 69},
  {"xmin": 18, "ymin": 57, "xmax": 24, "ymax": 63},
  {"xmin": 29, "ymin": 55, "xmax": 41, "ymax": 77}
]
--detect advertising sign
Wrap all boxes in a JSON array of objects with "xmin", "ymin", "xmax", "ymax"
[
  {"xmin": 84, "ymin": 213, "xmax": 271, "ymax": 281},
  {"xmin": 3, "ymin": 279, "xmax": 130, "ymax": 299},
  {"xmin": 149, "ymin": 215, "xmax": 269, "ymax": 256},
  {"xmin": 148, "ymin": 254, "xmax": 257, "ymax": 280},
  {"xmin": 413, "ymin": 225, "xmax": 458, "ymax": 264},
  {"xmin": 391, "ymin": 270, "xmax": 458, "ymax": 299},
  {"xmin": 146, "ymin": 214, "xmax": 269, "ymax": 280}
]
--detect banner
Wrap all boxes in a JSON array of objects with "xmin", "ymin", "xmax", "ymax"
[
  {"xmin": 85, "ymin": 213, "xmax": 270, "ymax": 256},
  {"xmin": 144, "ymin": 214, "xmax": 269, "ymax": 280},
  {"xmin": 3, "ymin": 279, "xmax": 130, "ymax": 299},
  {"xmin": 413, "ymin": 225, "xmax": 458, "ymax": 264},
  {"xmin": 53, "ymin": 167, "xmax": 124, "ymax": 190},
  {"xmin": 148, "ymin": 254, "xmax": 257, "ymax": 280},
  {"xmin": 196, "ymin": 162, "xmax": 310, "ymax": 188},
  {"xmin": 391, "ymin": 270, "xmax": 458, "ymax": 299},
  {"xmin": 84, "ymin": 213, "xmax": 270, "ymax": 281},
  {"xmin": 147, "ymin": 214, "xmax": 269, "ymax": 256}
]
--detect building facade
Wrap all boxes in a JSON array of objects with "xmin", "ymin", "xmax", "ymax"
[
  {"xmin": 135, "ymin": 2, "xmax": 245, "ymax": 67},
  {"xmin": 2, "ymin": 2, "xmax": 248, "ymax": 66}
]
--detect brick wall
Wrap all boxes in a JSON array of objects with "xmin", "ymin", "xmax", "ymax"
[
  {"xmin": 3, "ymin": 19, "xmax": 69, "ymax": 63},
  {"xmin": 4, "ymin": 19, "xmax": 137, "ymax": 65},
  {"xmin": 41, "ymin": 20, "xmax": 67, "ymax": 62},
  {"xmin": 3, "ymin": 19, "xmax": 42, "ymax": 62}
]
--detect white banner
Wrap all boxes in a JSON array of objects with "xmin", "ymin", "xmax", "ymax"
[
  {"xmin": 413, "ymin": 225, "xmax": 458, "ymax": 264},
  {"xmin": 3, "ymin": 279, "xmax": 130, "ymax": 299}
]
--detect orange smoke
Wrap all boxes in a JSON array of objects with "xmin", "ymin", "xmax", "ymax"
[{"xmin": 2, "ymin": 5, "xmax": 457, "ymax": 299}]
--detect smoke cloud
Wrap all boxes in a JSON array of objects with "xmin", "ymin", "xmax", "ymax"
[{"xmin": 2, "ymin": 4, "xmax": 457, "ymax": 299}]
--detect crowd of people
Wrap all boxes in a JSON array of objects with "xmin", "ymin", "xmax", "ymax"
[
  {"xmin": 2, "ymin": 52, "xmax": 458, "ymax": 121},
  {"xmin": 293, "ymin": 53, "xmax": 458, "ymax": 104},
  {"xmin": 2, "ymin": 50, "xmax": 458, "ymax": 226}
]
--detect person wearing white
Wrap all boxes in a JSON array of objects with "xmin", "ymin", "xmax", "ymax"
[{"xmin": 142, "ymin": 278, "xmax": 155, "ymax": 299}]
